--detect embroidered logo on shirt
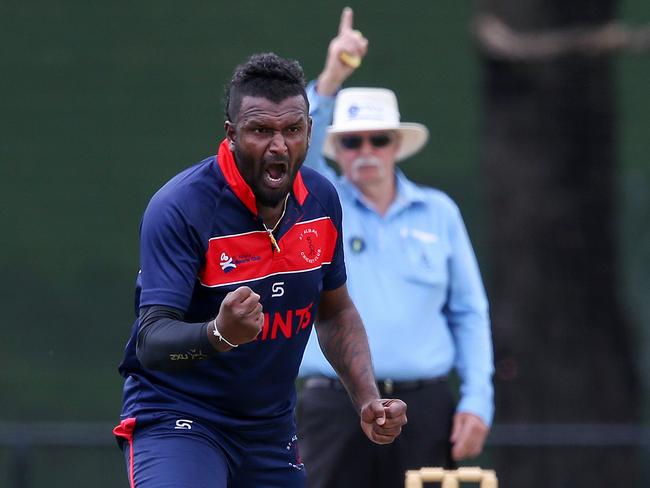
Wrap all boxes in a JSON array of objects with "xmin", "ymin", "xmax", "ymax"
[
  {"xmin": 219, "ymin": 252, "xmax": 262, "ymax": 273},
  {"xmin": 349, "ymin": 236, "xmax": 366, "ymax": 254},
  {"xmin": 220, "ymin": 252, "xmax": 236, "ymax": 272},
  {"xmin": 298, "ymin": 228, "xmax": 322, "ymax": 264},
  {"xmin": 400, "ymin": 227, "xmax": 438, "ymax": 244}
]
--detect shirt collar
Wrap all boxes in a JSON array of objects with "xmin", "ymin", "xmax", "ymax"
[
  {"xmin": 338, "ymin": 168, "xmax": 427, "ymax": 215},
  {"xmin": 394, "ymin": 168, "xmax": 428, "ymax": 205}
]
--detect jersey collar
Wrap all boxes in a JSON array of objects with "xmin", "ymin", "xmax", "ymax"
[{"xmin": 216, "ymin": 138, "xmax": 308, "ymax": 216}]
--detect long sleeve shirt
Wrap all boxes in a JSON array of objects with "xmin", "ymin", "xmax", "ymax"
[{"xmin": 298, "ymin": 82, "xmax": 495, "ymax": 426}]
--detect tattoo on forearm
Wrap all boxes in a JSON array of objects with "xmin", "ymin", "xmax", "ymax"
[{"xmin": 317, "ymin": 306, "xmax": 378, "ymax": 410}]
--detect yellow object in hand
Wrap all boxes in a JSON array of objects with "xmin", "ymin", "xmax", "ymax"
[{"xmin": 339, "ymin": 51, "xmax": 361, "ymax": 68}]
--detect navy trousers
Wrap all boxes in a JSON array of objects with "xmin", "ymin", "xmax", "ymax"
[{"xmin": 116, "ymin": 412, "xmax": 306, "ymax": 488}]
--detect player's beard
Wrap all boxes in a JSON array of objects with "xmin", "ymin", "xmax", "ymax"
[
  {"xmin": 236, "ymin": 149, "xmax": 302, "ymax": 208},
  {"xmin": 254, "ymin": 159, "xmax": 299, "ymax": 207}
]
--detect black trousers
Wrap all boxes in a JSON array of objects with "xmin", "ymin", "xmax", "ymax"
[{"xmin": 297, "ymin": 377, "xmax": 455, "ymax": 488}]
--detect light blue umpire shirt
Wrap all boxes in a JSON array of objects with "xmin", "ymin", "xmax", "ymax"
[{"xmin": 299, "ymin": 82, "xmax": 495, "ymax": 426}]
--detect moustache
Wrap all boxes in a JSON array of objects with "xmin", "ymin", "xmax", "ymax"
[
  {"xmin": 264, "ymin": 155, "xmax": 290, "ymax": 165},
  {"xmin": 351, "ymin": 156, "xmax": 382, "ymax": 171}
]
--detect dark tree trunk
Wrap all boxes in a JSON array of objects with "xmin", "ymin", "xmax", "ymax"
[{"xmin": 479, "ymin": 0, "xmax": 640, "ymax": 486}]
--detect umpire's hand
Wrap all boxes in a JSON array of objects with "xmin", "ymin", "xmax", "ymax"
[
  {"xmin": 360, "ymin": 398, "xmax": 408, "ymax": 444},
  {"xmin": 450, "ymin": 412, "xmax": 489, "ymax": 460},
  {"xmin": 317, "ymin": 7, "xmax": 368, "ymax": 96}
]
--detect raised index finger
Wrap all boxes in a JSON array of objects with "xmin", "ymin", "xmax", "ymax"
[{"xmin": 338, "ymin": 7, "xmax": 354, "ymax": 34}]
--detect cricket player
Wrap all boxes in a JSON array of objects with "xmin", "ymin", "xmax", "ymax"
[{"xmin": 114, "ymin": 52, "xmax": 407, "ymax": 488}]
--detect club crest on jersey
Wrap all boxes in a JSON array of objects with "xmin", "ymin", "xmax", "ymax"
[{"xmin": 298, "ymin": 227, "xmax": 322, "ymax": 264}]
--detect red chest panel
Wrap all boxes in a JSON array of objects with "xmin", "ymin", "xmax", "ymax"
[{"xmin": 199, "ymin": 217, "xmax": 338, "ymax": 288}]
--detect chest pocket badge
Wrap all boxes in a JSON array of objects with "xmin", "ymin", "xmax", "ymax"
[{"xmin": 349, "ymin": 236, "xmax": 366, "ymax": 254}]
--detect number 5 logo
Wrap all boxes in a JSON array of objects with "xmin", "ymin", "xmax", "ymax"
[
  {"xmin": 174, "ymin": 419, "xmax": 193, "ymax": 430},
  {"xmin": 271, "ymin": 282, "xmax": 285, "ymax": 297}
]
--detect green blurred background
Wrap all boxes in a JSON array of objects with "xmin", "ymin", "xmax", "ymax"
[{"xmin": 1, "ymin": 0, "xmax": 648, "ymax": 486}]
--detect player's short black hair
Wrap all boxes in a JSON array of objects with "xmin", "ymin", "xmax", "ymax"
[{"xmin": 225, "ymin": 52, "xmax": 309, "ymax": 122}]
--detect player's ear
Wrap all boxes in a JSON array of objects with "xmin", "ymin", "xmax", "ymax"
[
  {"xmin": 225, "ymin": 120, "xmax": 236, "ymax": 150},
  {"xmin": 307, "ymin": 116, "xmax": 313, "ymax": 144}
]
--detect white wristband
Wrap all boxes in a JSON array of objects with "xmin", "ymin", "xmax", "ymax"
[{"xmin": 212, "ymin": 319, "xmax": 239, "ymax": 348}]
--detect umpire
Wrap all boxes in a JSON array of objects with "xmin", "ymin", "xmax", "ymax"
[{"xmin": 297, "ymin": 8, "xmax": 494, "ymax": 488}]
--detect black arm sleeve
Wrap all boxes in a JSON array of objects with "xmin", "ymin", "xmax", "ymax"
[{"xmin": 136, "ymin": 305, "xmax": 217, "ymax": 371}]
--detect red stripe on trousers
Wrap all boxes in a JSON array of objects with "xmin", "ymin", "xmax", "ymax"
[{"xmin": 113, "ymin": 417, "xmax": 137, "ymax": 488}]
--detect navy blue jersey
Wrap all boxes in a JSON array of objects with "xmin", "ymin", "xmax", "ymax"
[{"xmin": 118, "ymin": 139, "xmax": 346, "ymax": 427}]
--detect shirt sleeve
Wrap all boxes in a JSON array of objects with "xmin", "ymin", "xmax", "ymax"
[
  {"xmin": 138, "ymin": 194, "xmax": 204, "ymax": 312},
  {"xmin": 305, "ymin": 81, "xmax": 338, "ymax": 182},
  {"xmin": 321, "ymin": 182, "xmax": 347, "ymax": 291},
  {"xmin": 444, "ymin": 203, "xmax": 495, "ymax": 426}
]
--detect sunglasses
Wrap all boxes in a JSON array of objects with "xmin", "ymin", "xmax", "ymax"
[{"xmin": 338, "ymin": 133, "xmax": 394, "ymax": 150}]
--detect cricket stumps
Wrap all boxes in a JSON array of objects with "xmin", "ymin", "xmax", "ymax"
[{"xmin": 405, "ymin": 467, "xmax": 498, "ymax": 488}]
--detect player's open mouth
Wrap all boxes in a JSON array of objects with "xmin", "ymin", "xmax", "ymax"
[{"xmin": 263, "ymin": 162, "xmax": 288, "ymax": 189}]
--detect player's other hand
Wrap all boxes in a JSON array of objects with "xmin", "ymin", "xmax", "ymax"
[
  {"xmin": 317, "ymin": 7, "xmax": 369, "ymax": 96},
  {"xmin": 450, "ymin": 412, "xmax": 489, "ymax": 460},
  {"xmin": 360, "ymin": 398, "xmax": 407, "ymax": 444},
  {"xmin": 215, "ymin": 286, "xmax": 264, "ymax": 346}
]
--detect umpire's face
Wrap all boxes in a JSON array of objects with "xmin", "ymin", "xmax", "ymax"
[
  {"xmin": 226, "ymin": 95, "xmax": 312, "ymax": 209},
  {"xmin": 334, "ymin": 130, "xmax": 400, "ymax": 190}
]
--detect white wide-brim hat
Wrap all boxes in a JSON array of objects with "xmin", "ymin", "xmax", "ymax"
[{"xmin": 322, "ymin": 87, "xmax": 429, "ymax": 162}]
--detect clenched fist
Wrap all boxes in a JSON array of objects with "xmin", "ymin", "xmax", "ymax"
[
  {"xmin": 210, "ymin": 286, "xmax": 264, "ymax": 350},
  {"xmin": 360, "ymin": 398, "xmax": 407, "ymax": 445}
]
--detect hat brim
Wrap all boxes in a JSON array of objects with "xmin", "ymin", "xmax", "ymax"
[{"xmin": 322, "ymin": 123, "xmax": 429, "ymax": 162}]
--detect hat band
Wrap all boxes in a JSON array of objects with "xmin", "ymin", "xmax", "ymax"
[{"xmin": 329, "ymin": 120, "xmax": 401, "ymax": 132}]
